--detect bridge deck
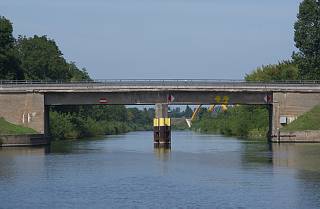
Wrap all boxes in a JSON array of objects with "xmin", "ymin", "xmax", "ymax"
[{"xmin": 0, "ymin": 80, "xmax": 320, "ymax": 93}]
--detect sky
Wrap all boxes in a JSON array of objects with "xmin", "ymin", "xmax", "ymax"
[{"xmin": 1, "ymin": 0, "xmax": 302, "ymax": 79}]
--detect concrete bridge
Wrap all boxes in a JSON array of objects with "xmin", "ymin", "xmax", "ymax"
[{"xmin": 1, "ymin": 79, "xmax": 320, "ymax": 145}]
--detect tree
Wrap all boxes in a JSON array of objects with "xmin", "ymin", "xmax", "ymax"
[
  {"xmin": 293, "ymin": 0, "xmax": 320, "ymax": 80},
  {"xmin": 245, "ymin": 61, "xmax": 299, "ymax": 81},
  {"xmin": 69, "ymin": 62, "xmax": 90, "ymax": 81},
  {"xmin": 15, "ymin": 35, "xmax": 89, "ymax": 81},
  {"xmin": 0, "ymin": 16, "xmax": 23, "ymax": 80},
  {"xmin": 0, "ymin": 16, "xmax": 14, "ymax": 51},
  {"xmin": 15, "ymin": 35, "xmax": 72, "ymax": 80}
]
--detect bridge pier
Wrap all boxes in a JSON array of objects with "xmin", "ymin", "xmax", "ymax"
[{"xmin": 153, "ymin": 103, "xmax": 171, "ymax": 147}]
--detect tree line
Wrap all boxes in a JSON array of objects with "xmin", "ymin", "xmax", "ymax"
[{"xmin": 0, "ymin": 17, "xmax": 89, "ymax": 81}]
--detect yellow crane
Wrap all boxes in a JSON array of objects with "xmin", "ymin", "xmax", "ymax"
[
  {"xmin": 186, "ymin": 104, "xmax": 228, "ymax": 128},
  {"xmin": 186, "ymin": 105, "xmax": 202, "ymax": 128}
]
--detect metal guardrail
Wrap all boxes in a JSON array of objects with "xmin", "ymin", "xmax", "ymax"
[{"xmin": 0, "ymin": 79, "xmax": 320, "ymax": 88}]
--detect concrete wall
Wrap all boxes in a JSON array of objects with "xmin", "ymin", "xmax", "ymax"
[
  {"xmin": 0, "ymin": 134, "xmax": 49, "ymax": 146},
  {"xmin": 0, "ymin": 93, "xmax": 45, "ymax": 133},
  {"xmin": 271, "ymin": 92, "xmax": 320, "ymax": 139},
  {"xmin": 155, "ymin": 104, "xmax": 169, "ymax": 118},
  {"xmin": 272, "ymin": 131, "xmax": 320, "ymax": 143}
]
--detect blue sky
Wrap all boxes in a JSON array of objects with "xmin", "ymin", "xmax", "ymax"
[{"xmin": 1, "ymin": 0, "xmax": 302, "ymax": 79}]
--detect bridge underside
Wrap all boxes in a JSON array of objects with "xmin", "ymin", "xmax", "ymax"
[{"xmin": 44, "ymin": 91, "xmax": 271, "ymax": 105}]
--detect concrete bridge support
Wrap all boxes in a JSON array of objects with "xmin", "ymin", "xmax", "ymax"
[
  {"xmin": 153, "ymin": 103, "xmax": 171, "ymax": 146},
  {"xmin": 271, "ymin": 92, "xmax": 320, "ymax": 142},
  {"xmin": 0, "ymin": 93, "xmax": 48, "ymax": 146},
  {"xmin": 0, "ymin": 93, "xmax": 46, "ymax": 133}
]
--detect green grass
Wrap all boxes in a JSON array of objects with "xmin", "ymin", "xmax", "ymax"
[
  {"xmin": 0, "ymin": 117, "xmax": 37, "ymax": 135},
  {"xmin": 282, "ymin": 105, "xmax": 320, "ymax": 131}
]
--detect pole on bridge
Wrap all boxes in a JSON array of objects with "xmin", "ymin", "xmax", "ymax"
[{"xmin": 154, "ymin": 104, "xmax": 171, "ymax": 147}]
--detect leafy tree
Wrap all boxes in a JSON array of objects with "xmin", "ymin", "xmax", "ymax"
[
  {"xmin": 0, "ymin": 17, "xmax": 14, "ymax": 49},
  {"xmin": 16, "ymin": 35, "xmax": 71, "ymax": 80},
  {"xmin": 15, "ymin": 35, "xmax": 89, "ymax": 81},
  {"xmin": 0, "ymin": 16, "xmax": 23, "ymax": 80},
  {"xmin": 293, "ymin": 0, "xmax": 320, "ymax": 79},
  {"xmin": 69, "ymin": 62, "xmax": 90, "ymax": 81},
  {"xmin": 245, "ymin": 61, "xmax": 299, "ymax": 81}
]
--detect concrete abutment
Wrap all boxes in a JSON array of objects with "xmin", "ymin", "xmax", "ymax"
[
  {"xmin": 0, "ymin": 93, "xmax": 49, "ymax": 146},
  {"xmin": 271, "ymin": 92, "xmax": 320, "ymax": 142}
]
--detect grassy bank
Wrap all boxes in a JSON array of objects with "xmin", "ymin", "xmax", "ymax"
[
  {"xmin": 282, "ymin": 105, "xmax": 320, "ymax": 131},
  {"xmin": 0, "ymin": 117, "xmax": 37, "ymax": 135}
]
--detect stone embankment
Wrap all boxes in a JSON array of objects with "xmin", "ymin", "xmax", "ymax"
[
  {"xmin": 0, "ymin": 134, "xmax": 49, "ymax": 147},
  {"xmin": 272, "ymin": 130, "xmax": 320, "ymax": 143}
]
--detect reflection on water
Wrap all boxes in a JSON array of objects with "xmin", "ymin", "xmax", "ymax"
[
  {"xmin": 154, "ymin": 144, "xmax": 171, "ymax": 175},
  {"xmin": 154, "ymin": 144, "xmax": 171, "ymax": 161},
  {"xmin": 272, "ymin": 143, "xmax": 320, "ymax": 172},
  {"xmin": 1, "ymin": 131, "xmax": 320, "ymax": 209},
  {"xmin": 0, "ymin": 147, "xmax": 48, "ymax": 183},
  {"xmin": 240, "ymin": 141, "xmax": 273, "ymax": 167},
  {"xmin": 271, "ymin": 143, "xmax": 320, "ymax": 208}
]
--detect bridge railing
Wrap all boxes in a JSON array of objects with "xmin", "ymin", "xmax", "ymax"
[{"xmin": 0, "ymin": 79, "xmax": 320, "ymax": 88}]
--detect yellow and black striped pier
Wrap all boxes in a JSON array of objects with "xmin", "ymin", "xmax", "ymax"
[
  {"xmin": 153, "ymin": 118, "xmax": 171, "ymax": 144},
  {"xmin": 154, "ymin": 104, "xmax": 171, "ymax": 146}
]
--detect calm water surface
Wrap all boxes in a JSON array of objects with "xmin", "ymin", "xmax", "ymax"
[{"xmin": 1, "ymin": 131, "xmax": 320, "ymax": 209}]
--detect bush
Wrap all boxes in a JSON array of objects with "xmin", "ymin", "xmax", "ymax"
[
  {"xmin": 49, "ymin": 105, "xmax": 154, "ymax": 140},
  {"xmin": 193, "ymin": 106, "xmax": 269, "ymax": 139},
  {"xmin": 50, "ymin": 111, "xmax": 79, "ymax": 139}
]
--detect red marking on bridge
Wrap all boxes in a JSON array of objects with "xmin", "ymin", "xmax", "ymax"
[
  {"xmin": 99, "ymin": 98, "xmax": 108, "ymax": 104},
  {"xmin": 168, "ymin": 94, "xmax": 175, "ymax": 103},
  {"xmin": 264, "ymin": 95, "xmax": 272, "ymax": 103}
]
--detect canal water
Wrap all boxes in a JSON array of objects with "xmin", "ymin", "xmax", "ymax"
[{"xmin": 1, "ymin": 131, "xmax": 320, "ymax": 209}]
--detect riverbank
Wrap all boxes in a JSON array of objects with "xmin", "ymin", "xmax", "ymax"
[
  {"xmin": 272, "ymin": 105, "xmax": 320, "ymax": 142},
  {"xmin": 192, "ymin": 106, "xmax": 269, "ymax": 140},
  {"xmin": 193, "ymin": 105, "xmax": 320, "ymax": 141},
  {"xmin": 0, "ymin": 134, "xmax": 49, "ymax": 147},
  {"xmin": 0, "ymin": 109, "xmax": 188, "ymax": 144},
  {"xmin": 0, "ymin": 118, "xmax": 46, "ymax": 146},
  {"xmin": 49, "ymin": 106, "xmax": 154, "ymax": 140}
]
